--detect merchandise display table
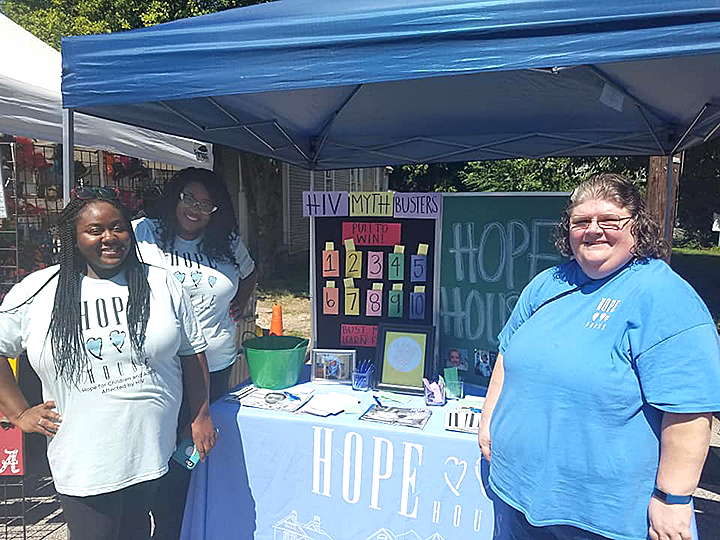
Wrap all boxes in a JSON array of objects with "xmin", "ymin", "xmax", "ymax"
[{"xmin": 180, "ymin": 383, "xmax": 495, "ymax": 540}]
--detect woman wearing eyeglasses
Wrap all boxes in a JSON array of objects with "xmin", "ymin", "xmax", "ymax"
[
  {"xmin": 0, "ymin": 187, "xmax": 216, "ymax": 539},
  {"xmin": 133, "ymin": 167, "xmax": 256, "ymax": 539},
  {"xmin": 478, "ymin": 174, "xmax": 720, "ymax": 540}
]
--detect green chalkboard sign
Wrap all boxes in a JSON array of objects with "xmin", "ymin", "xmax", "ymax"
[{"xmin": 439, "ymin": 193, "xmax": 569, "ymax": 386}]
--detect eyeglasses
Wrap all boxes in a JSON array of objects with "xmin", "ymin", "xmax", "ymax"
[
  {"xmin": 570, "ymin": 214, "xmax": 633, "ymax": 231},
  {"xmin": 179, "ymin": 192, "xmax": 217, "ymax": 215},
  {"xmin": 71, "ymin": 186, "xmax": 119, "ymax": 200}
]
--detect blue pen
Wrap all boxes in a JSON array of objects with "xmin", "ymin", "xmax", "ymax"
[
  {"xmin": 373, "ymin": 395, "xmax": 383, "ymax": 407},
  {"xmin": 284, "ymin": 391, "xmax": 300, "ymax": 401}
]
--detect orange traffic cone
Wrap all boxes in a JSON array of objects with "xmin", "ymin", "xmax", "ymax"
[{"xmin": 269, "ymin": 304, "xmax": 284, "ymax": 336}]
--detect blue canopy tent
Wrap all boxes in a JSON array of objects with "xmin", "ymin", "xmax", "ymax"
[{"xmin": 61, "ymin": 0, "xmax": 720, "ymax": 174}]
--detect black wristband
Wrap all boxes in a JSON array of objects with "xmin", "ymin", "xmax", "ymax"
[{"xmin": 652, "ymin": 486, "xmax": 692, "ymax": 505}]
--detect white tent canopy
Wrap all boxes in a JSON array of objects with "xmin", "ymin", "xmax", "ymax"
[{"xmin": 0, "ymin": 13, "xmax": 212, "ymax": 169}]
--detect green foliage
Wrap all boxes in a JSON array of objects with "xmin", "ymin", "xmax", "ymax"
[
  {"xmin": 0, "ymin": 0, "xmax": 271, "ymax": 49},
  {"xmin": 388, "ymin": 163, "xmax": 467, "ymax": 192},
  {"xmin": 675, "ymin": 137, "xmax": 720, "ymax": 248},
  {"xmin": 390, "ymin": 156, "xmax": 648, "ymax": 194}
]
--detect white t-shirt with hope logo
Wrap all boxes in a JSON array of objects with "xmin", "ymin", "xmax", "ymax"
[
  {"xmin": 133, "ymin": 217, "xmax": 255, "ymax": 372},
  {"xmin": 0, "ymin": 265, "xmax": 207, "ymax": 496}
]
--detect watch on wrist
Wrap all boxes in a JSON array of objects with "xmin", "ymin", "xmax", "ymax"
[{"xmin": 652, "ymin": 486, "xmax": 692, "ymax": 505}]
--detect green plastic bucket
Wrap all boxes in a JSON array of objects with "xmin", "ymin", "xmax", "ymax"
[{"xmin": 242, "ymin": 335, "xmax": 309, "ymax": 390}]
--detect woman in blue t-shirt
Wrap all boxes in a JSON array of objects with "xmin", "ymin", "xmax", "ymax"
[
  {"xmin": 478, "ymin": 173, "xmax": 720, "ymax": 540},
  {"xmin": 133, "ymin": 167, "xmax": 257, "ymax": 540}
]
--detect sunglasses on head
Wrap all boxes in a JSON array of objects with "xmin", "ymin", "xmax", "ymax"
[{"xmin": 71, "ymin": 186, "xmax": 120, "ymax": 201}]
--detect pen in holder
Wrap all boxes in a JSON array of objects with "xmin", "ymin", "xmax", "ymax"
[{"xmin": 352, "ymin": 359, "xmax": 374, "ymax": 391}]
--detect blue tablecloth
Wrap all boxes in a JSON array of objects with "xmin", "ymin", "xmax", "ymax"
[{"xmin": 181, "ymin": 383, "xmax": 495, "ymax": 539}]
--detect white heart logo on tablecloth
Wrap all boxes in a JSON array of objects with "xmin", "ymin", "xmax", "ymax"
[
  {"xmin": 475, "ymin": 457, "xmax": 489, "ymax": 499},
  {"xmin": 444, "ymin": 457, "xmax": 467, "ymax": 496}
]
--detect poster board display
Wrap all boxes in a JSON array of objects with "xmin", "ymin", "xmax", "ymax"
[
  {"xmin": 308, "ymin": 191, "xmax": 441, "ymax": 382},
  {"xmin": 439, "ymin": 193, "xmax": 568, "ymax": 386}
]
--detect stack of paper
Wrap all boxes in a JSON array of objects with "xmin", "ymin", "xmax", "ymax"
[
  {"xmin": 302, "ymin": 393, "xmax": 362, "ymax": 417},
  {"xmin": 225, "ymin": 386, "xmax": 314, "ymax": 413}
]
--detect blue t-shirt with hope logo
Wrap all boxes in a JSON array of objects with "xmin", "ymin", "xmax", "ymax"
[{"xmin": 489, "ymin": 258, "xmax": 720, "ymax": 540}]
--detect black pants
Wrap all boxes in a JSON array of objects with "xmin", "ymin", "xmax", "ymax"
[
  {"xmin": 151, "ymin": 365, "xmax": 231, "ymax": 540},
  {"xmin": 493, "ymin": 497, "xmax": 611, "ymax": 540},
  {"xmin": 58, "ymin": 477, "xmax": 160, "ymax": 540}
]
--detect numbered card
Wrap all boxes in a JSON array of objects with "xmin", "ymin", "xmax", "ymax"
[
  {"xmin": 344, "ymin": 288, "xmax": 360, "ymax": 316},
  {"xmin": 388, "ymin": 252, "xmax": 404, "ymax": 281},
  {"xmin": 323, "ymin": 287, "xmax": 339, "ymax": 315},
  {"xmin": 366, "ymin": 289, "xmax": 383, "ymax": 317},
  {"xmin": 388, "ymin": 289, "xmax": 403, "ymax": 318},
  {"xmin": 409, "ymin": 291, "xmax": 426, "ymax": 320},
  {"xmin": 410, "ymin": 254, "xmax": 427, "ymax": 282},
  {"xmin": 367, "ymin": 251, "xmax": 384, "ymax": 279},
  {"xmin": 345, "ymin": 251, "xmax": 362, "ymax": 278},
  {"xmin": 322, "ymin": 250, "xmax": 340, "ymax": 277}
]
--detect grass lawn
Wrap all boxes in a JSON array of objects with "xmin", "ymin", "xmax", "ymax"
[{"xmin": 671, "ymin": 248, "xmax": 720, "ymax": 329}]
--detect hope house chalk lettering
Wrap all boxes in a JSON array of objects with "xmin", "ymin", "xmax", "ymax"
[{"xmin": 441, "ymin": 219, "xmax": 561, "ymax": 343}]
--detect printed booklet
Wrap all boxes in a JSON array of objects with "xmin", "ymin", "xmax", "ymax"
[
  {"xmin": 226, "ymin": 386, "xmax": 314, "ymax": 413},
  {"xmin": 359, "ymin": 404, "xmax": 431, "ymax": 430}
]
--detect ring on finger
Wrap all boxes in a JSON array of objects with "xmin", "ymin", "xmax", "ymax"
[{"xmin": 38, "ymin": 418, "xmax": 43, "ymax": 427}]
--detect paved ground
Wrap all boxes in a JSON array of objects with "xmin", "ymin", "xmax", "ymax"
[{"xmin": 3, "ymin": 418, "xmax": 720, "ymax": 540}]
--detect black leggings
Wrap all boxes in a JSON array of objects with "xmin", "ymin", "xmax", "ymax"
[
  {"xmin": 58, "ymin": 476, "xmax": 160, "ymax": 540},
  {"xmin": 151, "ymin": 365, "xmax": 231, "ymax": 540}
]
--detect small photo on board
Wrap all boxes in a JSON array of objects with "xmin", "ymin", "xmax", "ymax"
[
  {"xmin": 311, "ymin": 349, "xmax": 356, "ymax": 383},
  {"xmin": 474, "ymin": 349, "xmax": 493, "ymax": 378},
  {"xmin": 444, "ymin": 348, "xmax": 469, "ymax": 371}
]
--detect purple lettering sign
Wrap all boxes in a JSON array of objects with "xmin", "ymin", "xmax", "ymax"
[
  {"xmin": 302, "ymin": 191, "xmax": 349, "ymax": 217},
  {"xmin": 393, "ymin": 193, "xmax": 442, "ymax": 219}
]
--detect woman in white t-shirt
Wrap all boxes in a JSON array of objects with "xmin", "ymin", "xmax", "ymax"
[
  {"xmin": 133, "ymin": 167, "xmax": 257, "ymax": 539},
  {"xmin": 0, "ymin": 187, "xmax": 217, "ymax": 540}
]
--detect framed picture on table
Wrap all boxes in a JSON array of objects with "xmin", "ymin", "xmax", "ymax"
[
  {"xmin": 376, "ymin": 324, "xmax": 434, "ymax": 393},
  {"xmin": 311, "ymin": 349, "xmax": 356, "ymax": 383}
]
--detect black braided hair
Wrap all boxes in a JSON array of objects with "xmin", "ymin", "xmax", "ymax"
[
  {"xmin": 154, "ymin": 167, "xmax": 238, "ymax": 264},
  {"xmin": 49, "ymin": 194, "xmax": 150, "ymax": 384}
]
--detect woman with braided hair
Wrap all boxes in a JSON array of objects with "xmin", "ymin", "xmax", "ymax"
[{"xmin": 0, "ymin": 187, "xmax": 217, "ymax": 540}]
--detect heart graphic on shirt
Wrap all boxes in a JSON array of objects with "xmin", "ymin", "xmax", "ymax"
[
  {"xmin": 208, "ymin": 275, "xmax": 217, "ymax": 288},
  {"xmin": 86, "ymin": 337, "xmax": 102, "ymax": 359},
  {"xmin": 444, "ymin": 456, "xmax": 467, "ymax": 496},
  {"xmin": 191, "ymin": 271, "xmax": 203, "ymax": 287},
  {"xmin": 475, "ymin": 457, "xmax": 489, "ymax": 499},
  {"xmin": 109, "ymin": 330, "xmax": 126, "ymax": 353},
  {"xmin": 173, "ymin": 271, "xmax": 186, "ymax": 283}
]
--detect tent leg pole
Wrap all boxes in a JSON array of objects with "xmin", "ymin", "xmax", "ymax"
[{"xmin": 62, "ymin": 109, "xmax": 75, "ymax": 205}]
